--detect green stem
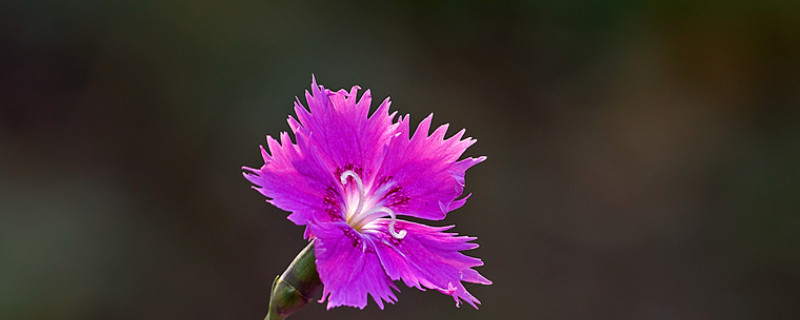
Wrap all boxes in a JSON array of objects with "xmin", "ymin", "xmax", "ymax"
[{"xmin": 265, "ymin": 240, "xmax": 321, "ymax": 320}]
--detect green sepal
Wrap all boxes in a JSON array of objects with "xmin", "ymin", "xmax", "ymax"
[{"xmin": 265, "ymin": 240, "xmax": 321, "ymax": 320}]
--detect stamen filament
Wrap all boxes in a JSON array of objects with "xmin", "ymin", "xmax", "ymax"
[
  {"xmin": 369, "ymin": 207, "xmax": 407, "ymax": 239},
  {"xmin": 340, "ymin": 170, "xmax": 365, "ymax": 222}
]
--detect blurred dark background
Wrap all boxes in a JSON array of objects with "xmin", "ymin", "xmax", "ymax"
[{"xmin": 2, "ymin": 0, "xmax": 799, "ymax": 319}]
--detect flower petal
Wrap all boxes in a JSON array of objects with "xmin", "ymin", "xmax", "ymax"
[
  {"xmin": 373, "ymin": 114, "xmax": 485, "ymax": 220},
  {"xmin": 365, "ymin": 219, "xmax": 491, "ymax": 309},
  {"xmin": 311, "ymin": 220, "xmax": 399, "ymax": 310},
  {"xmin": 292, "ymin": 76, "xmax": 398, "ymax": 186},
  {"xmin": 242, "ymin": 131, "xmax": 340, "ymax": 227}
]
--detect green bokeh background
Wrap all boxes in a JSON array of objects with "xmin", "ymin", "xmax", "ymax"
[{"xmin": 2, "ymin": 1, "xmax": 799, "ymax": 319}]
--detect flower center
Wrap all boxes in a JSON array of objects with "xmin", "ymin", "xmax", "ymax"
[{"xmin": 340, "ymin": 170, "xmax": 406, "ymax": 239}]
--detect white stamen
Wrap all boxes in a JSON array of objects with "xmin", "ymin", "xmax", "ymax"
[
  {"xmin": 339, "ymin": 170, "xmax": 364, "ymax": 193},
  {"xmin": 370, "ymin": 207, "xmax": 407, "ymax": 239},
  {"xmin": 340, "ymin": 170, "xmax": 365, "ymax": 222},
  {"xmin": 339, "ymin": 171, "xmax": 406, "ymax": 239}
]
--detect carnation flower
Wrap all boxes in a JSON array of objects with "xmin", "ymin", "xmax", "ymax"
[{"xmin": 243, "ymin": 77, "xmax": 490, "ymax": 311}]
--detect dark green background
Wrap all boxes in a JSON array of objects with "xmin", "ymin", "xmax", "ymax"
[{"xmin": 2, "ymin": 1, "xmax": 799, "ymax": 319}]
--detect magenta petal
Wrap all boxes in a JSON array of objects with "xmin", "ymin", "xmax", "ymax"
[
  {"xmin": 242, "ymin": 132, "xmax": 338, "ymax": 227},
  {"xmin": 375, "ymin": 114, "xmax": 485, "ymax": 220},
  {"xmin": 311, "ymin": 220, "xmax": 399, "ymax": 310},
  {"xmin": 366, "ymin": 219, "xmax": 491, "ymax": 309},
  {"xmin": 292, "ymin": 77, "xmax": 398, "ymax": 185}
]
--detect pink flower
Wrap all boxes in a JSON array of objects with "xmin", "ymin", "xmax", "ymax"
[{"xmin": 243, "ymin": 77, "xmax": 491, "ymax": 310}]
